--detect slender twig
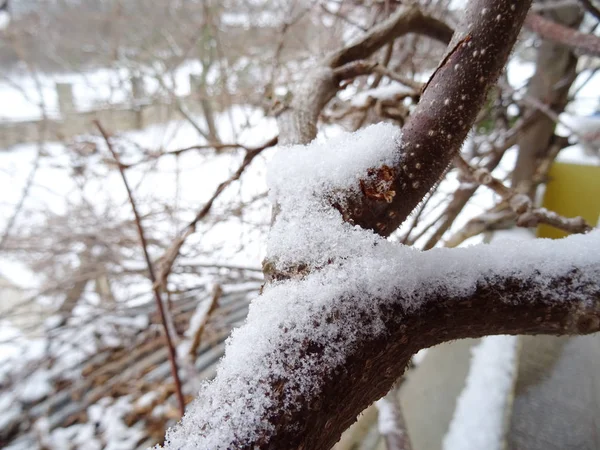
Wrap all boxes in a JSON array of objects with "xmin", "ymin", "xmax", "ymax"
[
  {"xmin": 0, "ymin": 149, "xmax": 41, "ymax": 250},
  {"xmin": 94, "ymin": 120, "xmax": 186, "ymax": 417},
  {"xmin": 187, "ymin": 284, "xmax": 222, "ymax": 357},
  {"xmin": 320, "ymin": 3, "xmax": 368, "ymax": 31},
  {"xmin": 455, "ymin": 155, "xmax": 592, "ymax": 234},
  {"xmin": 578, "ymin": 0, "xmax": 600, "ymax": 22},
  {"xmin": 155, "ymin": 135, "xmax": 278, "ymax": 290},
  {"xmin": 377, "ymin": 382, "xmax": 413, "ymax": 450}
]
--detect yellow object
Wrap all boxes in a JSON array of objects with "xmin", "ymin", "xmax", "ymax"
[{"xmin": 537, "ymin": 163, "xmax": 600, "ymax": 239}]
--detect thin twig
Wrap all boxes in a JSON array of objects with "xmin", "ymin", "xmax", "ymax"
[
  {"xmin": 188, "ymin": 284, "xmax": 222, "ymax": 357},
  {"xmin": 155, "ymin": 135, "xmax": 278, "ymax": 290},
  {"xmin": 578, "ymin": 0, "xmax": 600, "ymax": 22},
  {"xmin": 377, "ymin": 381, "xmax": 413, "ymax": 450},
  {"xmin": 0, "ymin": 149, "xmax": 41, "ymax": 250},
  {"xmin": 455, "ymin": 155, "xmax": 592, "ymax": 234},
  {"xmin": 525, "ymin": 12, "xmax": 600, "ymax": 57},
  {"xmin": 94, "ymin": 120, "xmax": 186, "ymax": 417}
]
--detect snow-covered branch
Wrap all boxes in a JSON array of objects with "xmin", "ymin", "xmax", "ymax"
[
  {"xmin": 161, "ymin": 230, "xmax": 600, "ymax": 449},
  {"xmin": 155, "ymin": 0, "xmax": 600, "ymax": 448},
  {"xmin": 344, "ymin": 0, "xmax": 532, "ymax": 235},
  {"xmin": 276, "ymin": 4, "xmax": 452, "ymax": 145}
]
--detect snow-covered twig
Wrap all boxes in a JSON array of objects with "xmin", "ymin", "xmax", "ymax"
[
  {"xmin": 442, "ymin": 335, "xmax": 518, "ymax": 450},
  {"xmin": 377, "ymin": 384, "xmax": 413, "ymax": 450}
]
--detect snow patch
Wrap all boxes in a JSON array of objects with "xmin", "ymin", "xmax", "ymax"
[
  {"xmin": 350, "ymin": 84, "xmax": 414, "ymax": 108},
  {"xmin": 266, "ymin": 123, "xmax": 402, "ymax": 269}
]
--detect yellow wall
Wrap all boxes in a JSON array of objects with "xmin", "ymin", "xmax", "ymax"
[{"xmin": 538, "ymin": 163, "xmax": 600, "ymax": 239}]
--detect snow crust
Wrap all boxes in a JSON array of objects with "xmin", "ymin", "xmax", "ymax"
[
  {"xmin": 159, "ymin": 123, "xmax": 600, "ymax": 449},
  {"xmin": 442, "ymin": 335, "xmax": 518, "ymax": 450}
]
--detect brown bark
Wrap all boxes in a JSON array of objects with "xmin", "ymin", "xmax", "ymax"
[
  {"xmin": 276, "ymin": 4, "xmax": 452, "ymax": 145},
  {"xmin": 168, "ymin": 263, "xmax": 600, "ymax": 450},
  {"xmin": 512, "ymin": 5, "xmax": 582, "ymax": 195},
  {"xmin": 525, "ymin": 12, "xmax": 600, "ymax": 57},
  {"xmin": 345, "ymin": 0, "xmax": 532, "ymax": 235}
]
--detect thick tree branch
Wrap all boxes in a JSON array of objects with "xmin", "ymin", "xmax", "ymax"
[
  {"xmin": 326, "ymin": 7, "xmax": 453, "ymax": 69},
  {"xmin": 163, "ymin": 232, "xmax": 600, "ymax": 449},
  {"xmin": 345, "ymin": 0, "xmax": 532, "ymax": 235},
  {"xmin": 158, "ymin": 1, "xmax": 600, "ymax": 449},
  {"xmin": 277, "ymin": 4, "xmax": 452, "ymax": 145}
]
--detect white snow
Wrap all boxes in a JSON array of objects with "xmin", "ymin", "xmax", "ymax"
[
  {"xmin": 0, "ymin": 10, "xmax": 10, "ymax": 31},
  {"xmin": 18, "ymin": 369, "xmax": 53, "ymax": 403},
  {"xmin": 0, "ymin": 392, "xmax": 21, "ymax": 432},
  {"xmin": 559, "ymin": 113, "xmax": 600, "ymax": 138},
  {"xmin": 158, "ymin": 122, "xmax": 600, "ymax": 449},
  {"xmin": 350, "ymin": 84, "xmax": 414, "ymax": 108},
  {"xmin": 376, "ymin": 393, "xmax": 404, "ymax": 437},
  {"xmin": 160, "ymin": 230, "xmax": 598, "ymax": 449},
  {"xmin": 442, "ymin": 335, "xmax": 519, "ymax": 450},
  {"xmin": 266, "ymin": 123, "xmax": 402, "ymax": 269},
  {"xmin": 556, "ymin": 144, "xmax": 600, "ymax": 166}
]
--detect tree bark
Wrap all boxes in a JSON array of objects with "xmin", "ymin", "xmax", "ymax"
[{"xmin": 512, "ymin": 4, "xmax": 582, "ymax": 196}]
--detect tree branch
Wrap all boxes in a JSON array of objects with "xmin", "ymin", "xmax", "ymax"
[
  {"xmin": 454, "ymin": 155, "xmax": 592, "ymax": 234},
  {"xmin": 344, "ymin": 0, "xmax": 533, "ymax": 235},
  {"xmin": 276, "ymin": 4, "xmax": 452, "ymax": 145},
  {"xmin": 94, "ymin": 120, "xmax": 186, "ymax": 417},
  {"xmin": 163, "ymin": 232, "xmax": 600, "ymax": 449},
  {"xmin": 525, "ymin": 12, "xmax": 600, "ymax": 56},
  {"xmin": 154, "ymin": 135, "xmax": 277, "ymax": 290}
]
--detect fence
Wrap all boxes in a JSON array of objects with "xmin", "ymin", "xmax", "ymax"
[{"xmin": 0, "ymin": 75, "xmax": 218, "ymax": 149}]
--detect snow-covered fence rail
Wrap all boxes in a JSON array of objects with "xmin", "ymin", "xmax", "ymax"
[{"xmin": 0, "ymin": 74, "xmax": 225, "ymax": 149}]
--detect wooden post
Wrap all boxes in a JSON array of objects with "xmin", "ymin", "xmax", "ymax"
[{"xmin": 56, "ymin": 82, "xmax": 75, "ymax": 116}]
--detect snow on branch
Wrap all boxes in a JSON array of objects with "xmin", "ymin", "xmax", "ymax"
[
  {"xmin": 442, "ymin": 335, "xmax": 518, "ymax": 450},
  {"xmin": 161, "ymin": 123, "xmax": 600, "ymax": 448},
  {"xmin": 161, "ymin": 224, "xmax": 600, "ymax": 449},
  {"xmin": 156, "ymin": 0, "xmax": 600, "ymax": 448}
]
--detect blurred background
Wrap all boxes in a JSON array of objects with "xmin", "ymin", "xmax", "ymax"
[{"xmin": 0, "ymin": 0, "xmax": 598, "ymax": 449}]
